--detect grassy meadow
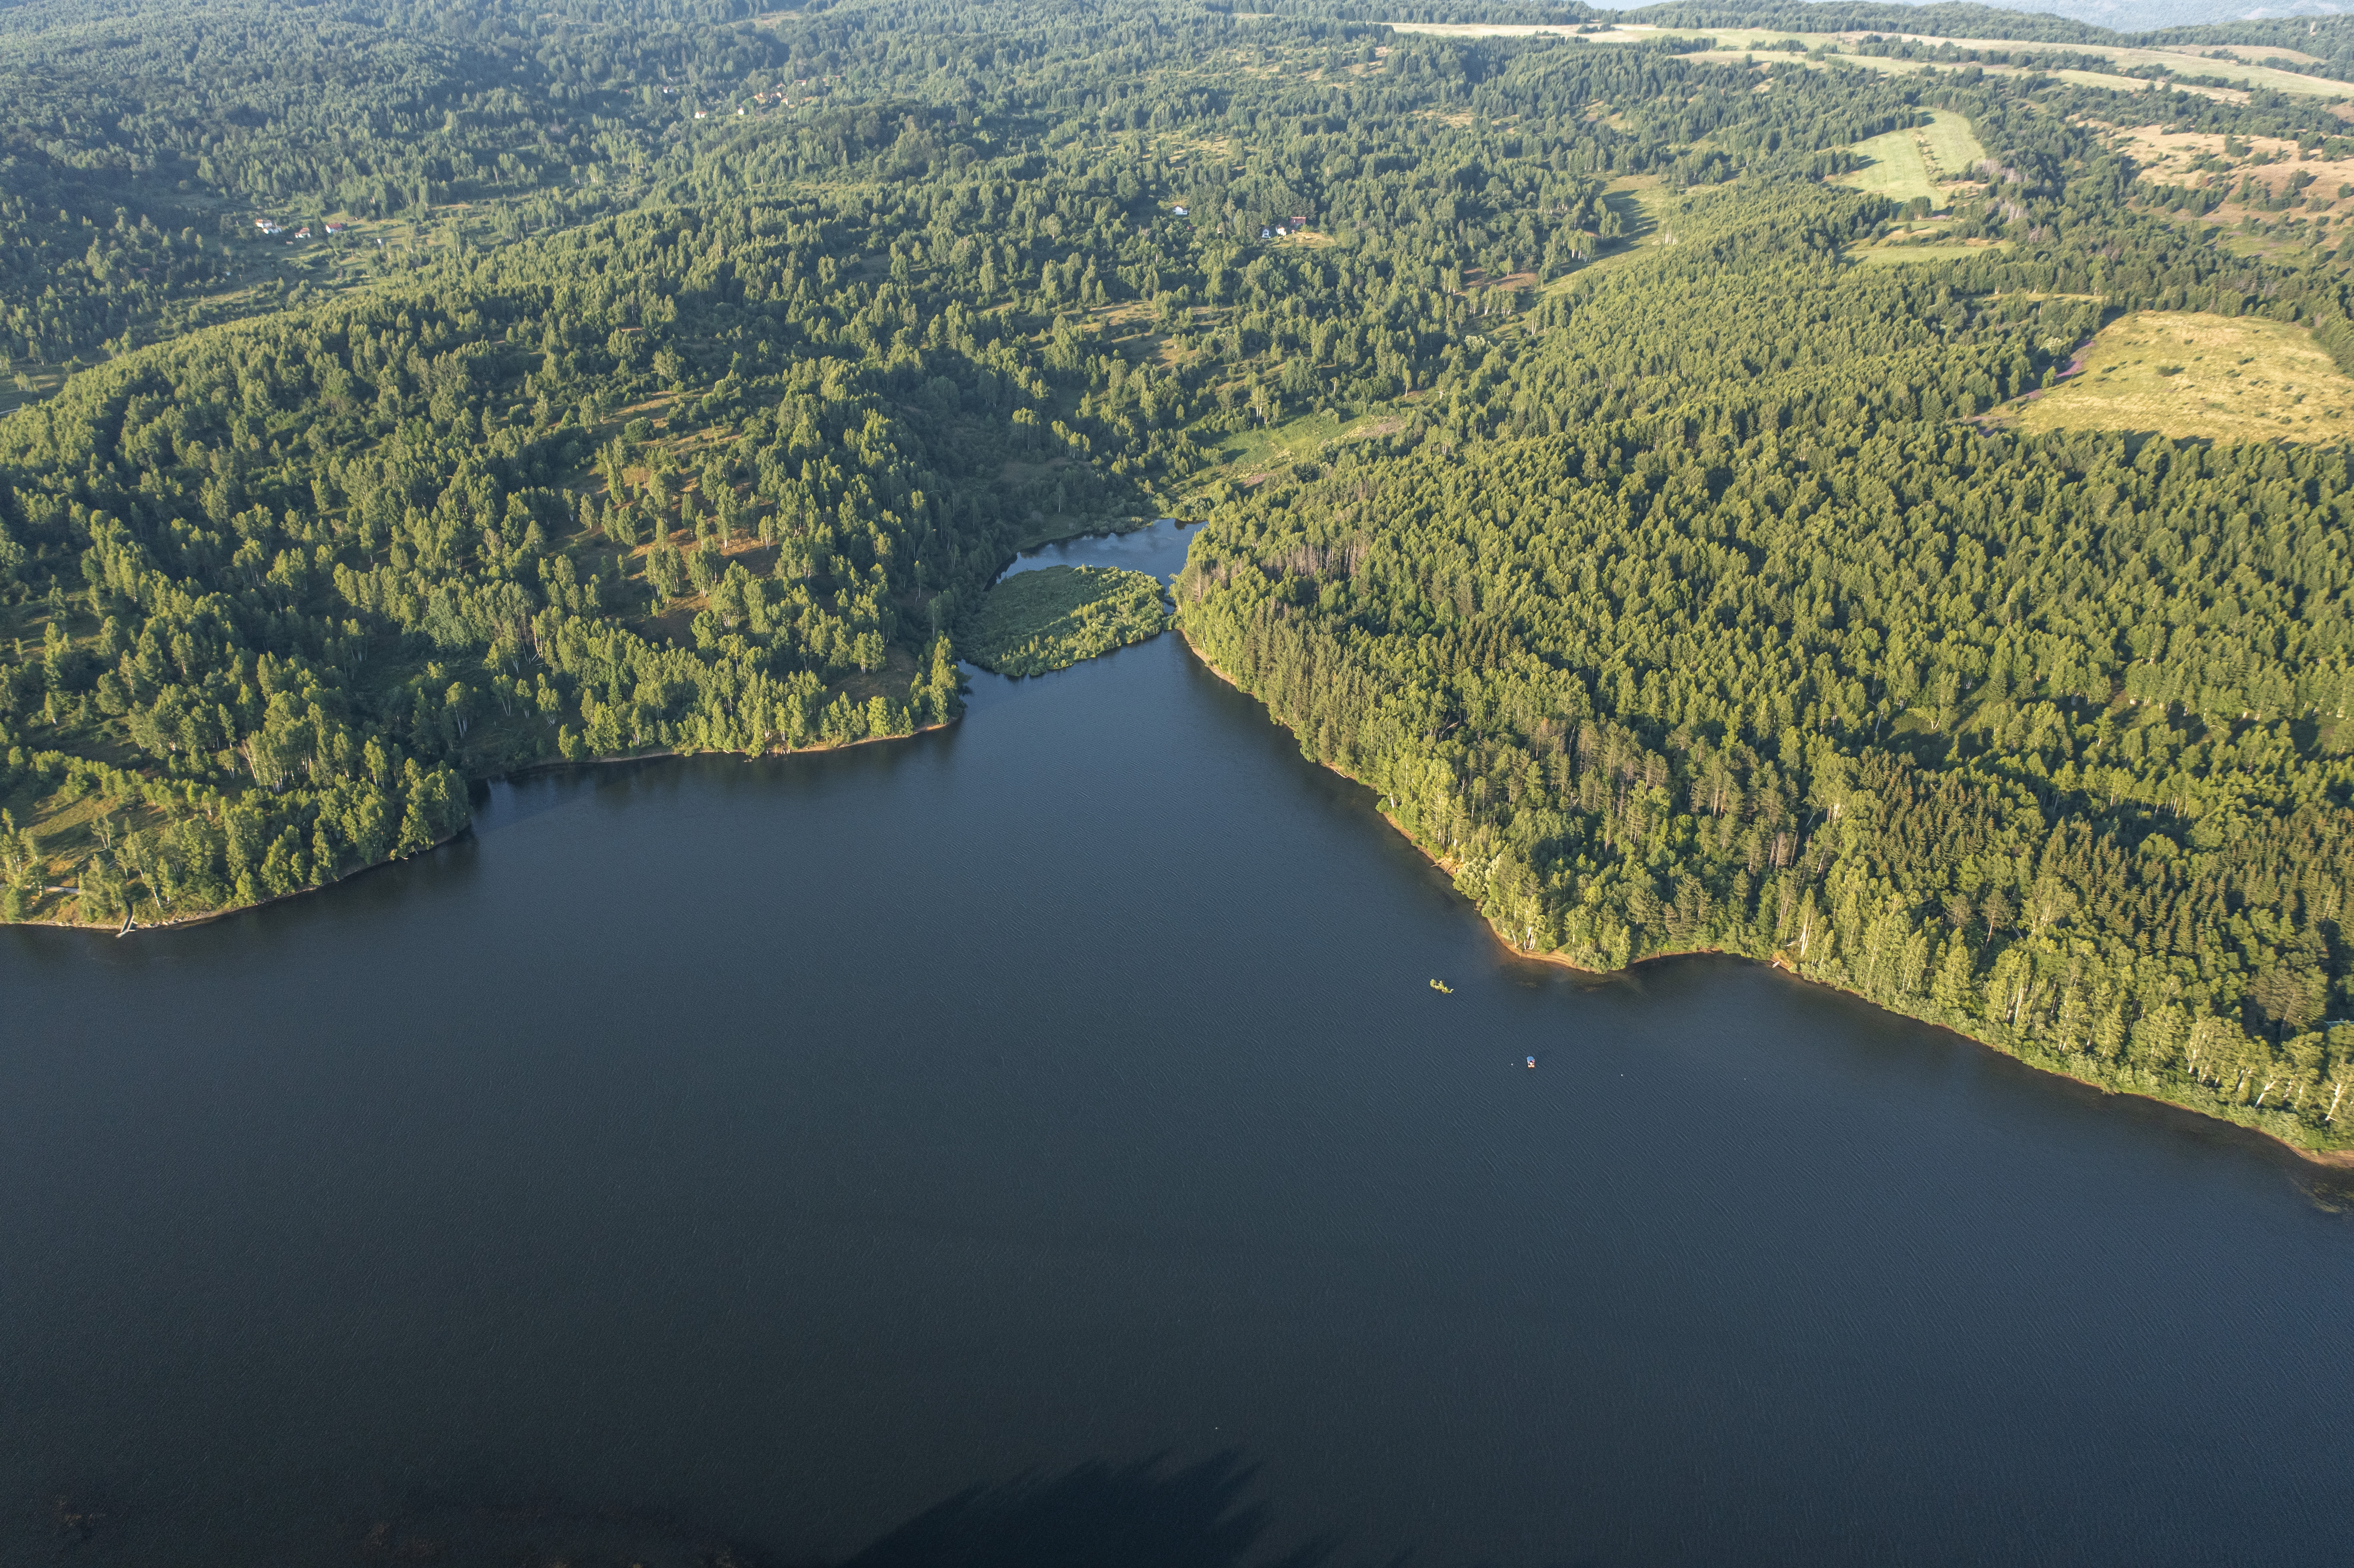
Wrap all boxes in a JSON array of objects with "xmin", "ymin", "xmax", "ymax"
[
  {"xmin": 2004, "ymin": 311, "xmax": 2354, "ymax": 443},
  {"xmin": 1836, "ymin": 128, "xmax": 1941, "ymax": 205},
  {"xmin": 1199, "ymin": 402, "xmax": 1421, "ymax": 488},
  {"xmin": 1833, "ymin": 111, "xmax": 1987, "ymax": 208},
  {"xmin": 1916, "ymin": 112, "xmax": 1988, "ymax": 179},
  {"xmin": 1385, "ymin": 24, "xmax": 2350, "ymax": 99}
]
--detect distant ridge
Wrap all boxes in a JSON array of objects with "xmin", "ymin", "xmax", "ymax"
[
  {"xmin": 1572, "ymin": 0, "xmax": 2354, "ymax": 82},
  {"xmin": 1323, "ymin": 0, "xmax": 2354, "ymax": 54},
  {"xmin": 1606, "ymin": 1, "xmax": 2122, "ymax": 42}
]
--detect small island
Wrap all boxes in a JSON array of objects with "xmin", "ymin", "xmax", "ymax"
[{"xmin": 959, "ymin": 566, "xmax": 1171, "ymax": 678}]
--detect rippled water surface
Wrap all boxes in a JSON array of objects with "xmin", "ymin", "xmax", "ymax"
[{"xmin": 4, "ymin": 523, "xmax": 2351, "ymax": 1567}]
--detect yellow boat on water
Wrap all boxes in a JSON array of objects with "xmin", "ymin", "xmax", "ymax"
[{"xmin": 1429, "ymin": 978, "xmax": 1452, "ymax": 993}]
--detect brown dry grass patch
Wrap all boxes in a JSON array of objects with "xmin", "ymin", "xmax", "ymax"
[{"xmin": 2004, "ymin": 311, "xmax": 2354, "ymax": 444}]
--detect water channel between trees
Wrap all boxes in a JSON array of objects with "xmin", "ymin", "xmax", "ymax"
[{"xmin": 3, "ymin": 522, "xmax": 2350, "ymax": 1567}]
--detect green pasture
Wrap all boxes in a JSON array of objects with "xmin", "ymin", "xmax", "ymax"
[
  {"xmin": 1834, "ymin": 129, "xmax": 1941, "ymax": 206},
  {"xmin": 1832, "ymin": 112, "xmax": 1986, "ymax": 209},
  {"xmin": 1917, "ymin": 111, "xmax": 1987, "ymax": 179}
]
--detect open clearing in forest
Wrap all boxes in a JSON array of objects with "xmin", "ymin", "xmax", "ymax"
[
  {"xmin": 1831, "ymin": 112, "xmax": 1984, "ymax": 208},
  {"xmin": 1834, "ymin": 128, "xmax": 1940, "ymax": 205},
  {"xmin": 2120, "ymin": 126, "xmax": 2354, "ymax": 224},
  {"xmin": 2002, "ymin": 311, "xmax": 2354, "ymax": 443},
  {"xmin": 1210, "ymin": 406, "xmax": 1350, "ymax": 480},
  {"xmin": 1201, "ymin": 400, "xmax": 1420, "ymax": 487},
  {"xmin": 1379, "ymin": 23, "xmax": 2346, "ymax": 98},
  {"xmin": 1918, "ymin": 112, "xmax": 1987, "ymax": 178},
  {"xmin": 1542, "ymin": 178, "xmax": 1675, "ymax": 289},
  {"xmin": 1707, "ymin": 49, "xmax": 2251, "ymax": 102}
]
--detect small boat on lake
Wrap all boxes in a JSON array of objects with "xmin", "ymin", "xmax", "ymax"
[{"xmin": 1429, "ymin": 978, "xmax": 1452, "ymax": 993}]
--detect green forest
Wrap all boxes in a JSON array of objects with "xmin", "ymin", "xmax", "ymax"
[{"xmin": 6, "ymin": 0, "xmax": 2354, "ymax": 1150}]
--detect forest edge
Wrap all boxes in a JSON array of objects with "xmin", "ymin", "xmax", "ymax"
[
  {"xmin": 5, "ymin": 714, "xmax": 962, "ymax": 936},
  {"xmin": 1180, "ymin": 630, "xmax": 2354, "ymax": 1171}
]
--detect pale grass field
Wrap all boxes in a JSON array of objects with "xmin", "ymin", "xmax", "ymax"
[
  {"xmin": 1199, "ymin": 404, "xmax": 1400, "ymax": 487},
  {"xmin": 1376, "ymin": 24, "xmax": 2343, "ymax": 98},
  {"xmin": 1917, "ymin": 111, "xmax": 1988, "ymax": 178},
  {"xmin": 2007, "ymin": 312, "xmax": 2354, "ymax": 444},
  {"xmin": 1834, "ymin": 128, "xmax": 1941, "ymax": 205},
  {"xmin": 1831, "ymin": 113, "xmax": 1983, "ymax": 207},
  {"xmin": 2120, "ymin": 127, "xmax": 2354, "ymax": 203}
]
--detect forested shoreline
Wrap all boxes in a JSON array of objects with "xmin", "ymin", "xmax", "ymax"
[
  {"xmin": 8, "ymin": 0, "xmax": 2354, "ymax": 1151},
  {"xmin": 1193, "ymin": 618, "xmax": 2354, "ymax": 1165},
  {"xmin": 1173, "ymin": 163, "xmax": 2354, "ymax": 1156}
]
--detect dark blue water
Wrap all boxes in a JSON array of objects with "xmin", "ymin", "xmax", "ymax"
[
  {"xmin": 996, "ymin": 516, "xmax": 1198, "ymax": 582},
  {"xmin": 3, "ymin": 523, "xmax": 2350, "ymax": 1567}
]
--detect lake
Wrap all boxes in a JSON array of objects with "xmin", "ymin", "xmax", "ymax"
[{"xmin": 4, "ymin": 522, "xmax": 2351, "ymax": 1567}]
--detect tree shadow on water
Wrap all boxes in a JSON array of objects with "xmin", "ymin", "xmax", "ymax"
[{"xmin": 838, "ymin": 1451, "xmax": 1335, "ymax": 1568}]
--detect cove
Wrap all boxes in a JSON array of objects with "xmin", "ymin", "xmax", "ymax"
[{"xmin": 3, "ymin": 524, "xmax": 2353, "ymax": 1567}]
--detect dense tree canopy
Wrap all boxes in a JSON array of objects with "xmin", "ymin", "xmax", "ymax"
[{"xmin": 1174, "ymin": 78, "xmax": 2354, "ymax": 1154}]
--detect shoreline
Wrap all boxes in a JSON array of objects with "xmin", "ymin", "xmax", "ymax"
[
  {"xmin": 4, "ymin": 716, "xmax": 962, "ymax": 938},
  {"xmin": 502, "ymin": 713, "xmax": 960, "ymax": 778},
  {"xmin": 3, "ymin": 822, "xmax": 474, "ymax": 938},
  {"xmin": 1177, "ymin": 626, "xmax": 2354, "ymax": 1171}
]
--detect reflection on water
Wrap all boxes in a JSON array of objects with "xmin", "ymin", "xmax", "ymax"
[
  {"xmin": 844, "ymin": 1453, "xmax": 1333, "ymax": 1568},
  {"xmin": 997, "ymin": 517, "xmax": 1196, "ymax": 584},
  {"xmin": 233, "ymin": 1451, "xmax": 1320, "ymax": 1568},
  {"xmin": 4, "ymin": 567, "xmax": 2354, "ymax": 1568}
]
